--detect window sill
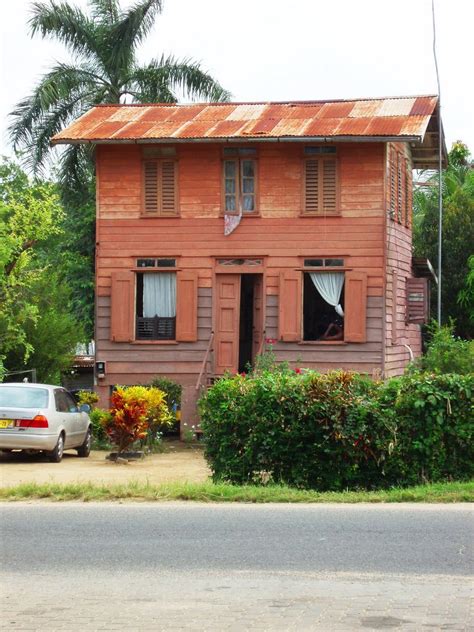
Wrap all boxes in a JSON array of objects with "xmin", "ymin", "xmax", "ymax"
[
  {"xmin": 298, "ymin": 340, "xmax": 347, "ymax": 345},
  {"xmin": 220, "ymin": 212, "xmax": 261, "ymax": 218},
  {"xmin": 300, "ymin": 212, "xmax": 341, "ymax": 217},
  {"xmin": 139, "ymin": 214, "xmax": 180, "ymax": 219},
  {"xmin": 132, "ymin": 340, "xmax": 178, "ymax": 345}
]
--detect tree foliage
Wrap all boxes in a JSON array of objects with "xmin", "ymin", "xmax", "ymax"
[
  {"xmin": 0, "ymin": 158, "xmax": 83, "ymax": 382},
  {"xmin": 413, "ymin": 141, "xmax": 474, "ymax": 338}
]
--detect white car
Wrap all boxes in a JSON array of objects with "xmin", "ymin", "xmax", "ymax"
[{"xmin": 0, "ymin": 383, "xmax": 92, "ymax": 462}]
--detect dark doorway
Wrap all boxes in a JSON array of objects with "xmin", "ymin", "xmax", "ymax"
[{"xmin": 239, "ymin": 275, "xmax": 256, "ymax": 372}]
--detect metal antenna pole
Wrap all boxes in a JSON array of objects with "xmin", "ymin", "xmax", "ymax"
[{"xmin": 432, "ymin": 0, "xmax": 443, "ymax": 325}]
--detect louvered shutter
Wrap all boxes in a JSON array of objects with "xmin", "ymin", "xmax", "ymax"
[
  {"xmin": 304, "ymin": 158, "xmax": 338, "ymax": 214},
  {"xmin": 110, "ymin": 271, "xmax": 135, "ymax": 342},
  {"xmin": 279, "ymin": 271, "xmax": 302, "ymax": 342},
  {"xmin": 176, "ymin": 271, "xmax": 198, "ymax": 341},
  {"xmin": 322, "ymin": 158, "xmax": 338, "ymax": 214},
  {"xmin": 406, "ymin": 278, "xmax": 429, "ymax": 324},
  {"xmin": 389, "ymin": 147, "xmax": 396, "ymax": 220},
  {"xmin": 344, "ymin": 271, "xmax": 367, "ymax": 343},
  {"xmin": 304, "ymin": 160, "xmax": 319, "ymax": 214},
  {"xmin": 160, "ymin": 160, "xmax": 177, "ymax": 215},
  {"xmin": 143, "ymin": 161, "xmax": 159, "ymax": 214}
]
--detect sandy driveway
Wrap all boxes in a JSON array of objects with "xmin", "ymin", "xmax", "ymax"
[{"xmin": 0, "ymin": 442, "xmax": 210, "ymax": 488}]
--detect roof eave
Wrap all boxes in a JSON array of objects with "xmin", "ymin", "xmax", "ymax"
[{"xmin": 52, "ymin": 134, "xmax": 424, "ymax": 146}]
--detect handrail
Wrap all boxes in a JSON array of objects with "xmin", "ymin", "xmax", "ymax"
[
  {"xmin": 195, "ymin": 331, "xmax": 214, "ymax": 391},
  {"xmin": 255, "ymin": 330, "xmax": 266, "ymax": 358}
]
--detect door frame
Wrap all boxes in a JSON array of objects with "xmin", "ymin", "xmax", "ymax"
[{"xmin": 213, "ymin": 261, "xmax": 266, "ymax": 375}]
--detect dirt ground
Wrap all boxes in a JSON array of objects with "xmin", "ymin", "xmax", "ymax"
[{"xmin": 0, "ymin": 441, "xmax": 210, "ymax": 488}]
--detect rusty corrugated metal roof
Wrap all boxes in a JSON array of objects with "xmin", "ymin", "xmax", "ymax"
[{"xmin": 52, "ymin": 95, "xmax": 439, "ymax": 144}]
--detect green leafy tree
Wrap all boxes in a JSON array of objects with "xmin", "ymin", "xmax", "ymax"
[
  {"xmin": 9, "ymin": 0, "xmax": 231, "ymax": 337},
  {"xmin": 413, "ymin": 142, "xmax": 474, "ymax": 338},
  {"xmin": 0, "ymin": 158, "xmax": 83, "ymax": 382}
]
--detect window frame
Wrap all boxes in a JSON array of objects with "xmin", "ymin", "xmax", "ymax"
[
  {"xmin": 221, "ymin": 148, "xmax": 259, "ymax": 215},
  {"xmin": 301, "ymin": 269, "xmax": 347, "ymax": 343},
  {"xmin": 141, "ymin": 157, "xmax": 179, "ymax": 218},
  {"xmin": 301, "ymin": 150, "xmax": 340, "ymax": 216},
  {"xmin": 135, "ymin": 261, "xmax": 178, "ymax": 342}
]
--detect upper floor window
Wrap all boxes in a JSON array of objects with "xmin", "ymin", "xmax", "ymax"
[
  {"xmin": 303, "ymin": 147, "xmax": 339, "ymax": 215},
  {"xmin": 142, "ymin": 158, "xmax": 178, "ymax": 216},
  {"xmin": 222, "ymin": 147, "xmax": 257, "ymax": 213}
]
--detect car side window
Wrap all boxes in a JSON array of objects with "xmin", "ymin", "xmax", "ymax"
[
  {"xmin": 64, "ymin": 392, "xmax": 78, "ymax": 413},
  {"xmin": 54, "ymin": 390, "xmax": 68, "ymax": 413}
]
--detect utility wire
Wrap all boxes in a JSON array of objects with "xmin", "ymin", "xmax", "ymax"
[{"xmin": 432, "ymin": 0, "xmax": 443, "ymax": 325}]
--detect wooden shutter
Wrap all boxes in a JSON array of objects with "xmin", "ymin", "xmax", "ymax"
[
  {"xmin": 406, "ymin": 277, "xmax": 429, "ymax": 324},
  {"xmin": 344, "ymin": 271, "xmax": 367, "ymax": 343},
  {"xmin": 279, "ymin": 271, "xmax": 302, "ymax": 342},
  {"xmin": 304, "ymin": 159, "xmax": 319, "ymax": 214},
  {"xmin": 143, "ymin": 161, "xmax": 159, "ymax": 214},
  {"xmin": 176, "ymin": 271, "xmax": 198, "ymax": 341},
  {"xmin": 110, "ymin": 271, "xmax": 135, "ymax": 342},
  {"xmin": 304, "ymin": 157, "xmax": 338, "ymax": 214},
  {"xmin": 322, "ymin": 158, "xmax": 338, "ymax": 214},
  {"xmin": 389, "ymin": 147, "xmax": 396, "ymax": 220},
  {"xmin": 160, "ymin": 160, "xmax": 177, "ymax": 215}
]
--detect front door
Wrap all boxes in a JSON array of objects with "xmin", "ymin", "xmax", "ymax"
[{"xmin": 214, "ymin": 274, "xmax": 241, "ymax": 374}]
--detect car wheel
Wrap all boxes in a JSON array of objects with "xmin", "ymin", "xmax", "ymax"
[
  {"xmin": 48, "ymin": 433, "xmax": 65, "ymax": 463},
  {"xmin": 77, "ymin": 428, "xmax": 92, "ymax": 458}
]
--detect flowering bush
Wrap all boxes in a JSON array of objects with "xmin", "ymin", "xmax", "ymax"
[
  {"xmin": 102, "ymin": 386, "xmax": 171, "ymax": 453},
  {"xmin": 76, "ymin": 390, "xmax": 99, "ymax": 409},
  {"xmin": 199, "ymin": 369, "xmax": 473, "ymax": 490}
]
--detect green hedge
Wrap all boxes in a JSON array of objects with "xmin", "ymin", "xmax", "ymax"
[{"xmin": 199, "ymin": 370, "xmax": 473, "ymax": 490}]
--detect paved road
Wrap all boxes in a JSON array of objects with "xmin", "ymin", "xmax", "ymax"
[{"xmin": 0, "ymin": 503, "xmax": 472, "ymax": 631}]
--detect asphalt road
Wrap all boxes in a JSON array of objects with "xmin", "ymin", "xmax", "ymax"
[{"xmin": 0, "ymin": 503, "xmax": 473, "ymax": 631}]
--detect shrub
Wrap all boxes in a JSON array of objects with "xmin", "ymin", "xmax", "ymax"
[
  {"xmin": 414, "ymin": 323, "xmax": 474, "ymax": 374},
  {"xmin": 102, "ymin": 385, "xmax": 171, "ymax": 454},
  {"xmin": 381, "ymin": 372, "xmax": 474, "ymax": 484},
  {"xmin": 89, "ymin": 407, "xmax": 112, "ymax": 448},
  {"xmin": 148, "ymin": 376, "xmax": 182, "ymax": 411},
  {"xmin": 148, "ymin": 376, "xmax": 182, "ymax": 435},
  {"xmin": 76, "ymin": 390, "xmax": 99, "ymax": 409},
  {"xmin": 199, "ymin": 369, "xmax": 473, "ymax": 490}
]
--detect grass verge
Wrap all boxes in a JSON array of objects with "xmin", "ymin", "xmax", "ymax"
[{"xmin": 0, "ymin": 480, "xmax": 472, "ymax": 503}]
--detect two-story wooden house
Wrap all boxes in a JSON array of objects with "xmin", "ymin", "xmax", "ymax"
[{"xmin": 52, "ymin": 96, "xmax": 442, "ymax": 433}]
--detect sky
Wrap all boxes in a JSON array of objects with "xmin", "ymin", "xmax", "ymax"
[{"xmin": 1, "ymin": 0, "xmax": 473, "ymax": 163}]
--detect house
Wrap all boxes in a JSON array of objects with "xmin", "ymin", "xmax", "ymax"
[{"xmin": 52, "ymin": 95, "xmax": 443, "ymax": 435}]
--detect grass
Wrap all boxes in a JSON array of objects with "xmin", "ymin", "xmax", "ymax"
[{"xmin": 0, "ymin": 480, "xmax": 472, "ymax": 503}]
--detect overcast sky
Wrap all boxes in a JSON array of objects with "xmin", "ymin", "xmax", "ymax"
[{"xmin": 1, "ymin": 0, "xmax": 473, "ymax": 163}]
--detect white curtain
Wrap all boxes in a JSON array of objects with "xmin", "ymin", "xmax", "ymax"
[
  {"xmin": 143, "ymin": 273, "xmax": 176, "ymax": 318},
  {"xmin": 310, "ymin": 272, "xmax": 345, "ymax": 317}
]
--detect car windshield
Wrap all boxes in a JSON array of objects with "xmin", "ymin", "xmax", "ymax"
[{"xmin": 0, "ymin": 387, "xmax": 49, "ymax": 409}]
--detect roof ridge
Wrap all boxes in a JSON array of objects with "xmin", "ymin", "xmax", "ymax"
[{"xmin": 92, "ymin": 95, "xmax": 438, "ymax": 108}]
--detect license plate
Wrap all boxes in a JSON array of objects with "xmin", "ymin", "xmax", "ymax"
[{"xmin": 0, "ymin": 419, "xmax": 13, "ymax": 429}]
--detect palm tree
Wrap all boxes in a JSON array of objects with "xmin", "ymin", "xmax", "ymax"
[
  {"xmin": 9, "ymin": 0, "xmax": 230, "ymax": 180},
  {"xmin": 8, "ymin": 0, "xmax": 230, "ymax": 340}
]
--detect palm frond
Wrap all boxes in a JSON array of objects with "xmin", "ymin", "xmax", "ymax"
[
  {"xmin": 89, "ymin": 0, "xmax": 120, "ymax": 23},
  {"xmin": 29, "ymin": 1, "xmax": 101, "ymax": 62},
  {"xmin": 59, "ymin": 143, "xmax": 95, "ymax": 190},
  {"xmin": 9, "ymin": 63, "xmax": 104, "ymax": 142},
  {"xmin": 129, "ymin": 55, "xmax": 231, "ymax": 103},
  {"xmin": 107, "ymin": 0, "xmax": 163, "ymax": 71}
]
